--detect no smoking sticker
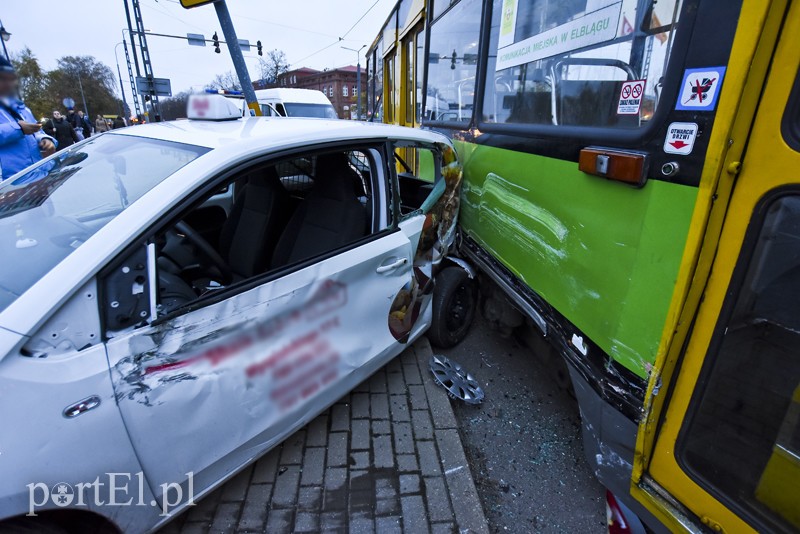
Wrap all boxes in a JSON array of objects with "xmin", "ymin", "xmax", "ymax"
[
  {"xmin": 617, "ymin": 79, "xmax": 645, "ymax": 115},
  {"xmin": 664, "ymin": 122, "xmax": 699, "ymax": 155},
  {"xmin": 676, "ymin": 67, "xmax": 726, "ymax": 111}
]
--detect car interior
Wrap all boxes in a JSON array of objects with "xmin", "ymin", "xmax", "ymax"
[{"xmin": 154, "ymin": 149, "xmax": 377, "ymax": 315}]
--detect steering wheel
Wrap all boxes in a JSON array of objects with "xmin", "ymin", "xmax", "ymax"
[{"xmin": 174, "ymin": 221, "xmax": 233, "ymax": 283}]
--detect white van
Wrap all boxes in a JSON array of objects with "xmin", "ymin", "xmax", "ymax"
[{"xmin": 255, "ymin": 88, "xmax": 338, "ymax": 119}]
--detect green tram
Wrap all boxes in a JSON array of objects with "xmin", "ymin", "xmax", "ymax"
[{"xmin": 367, "ymin": 0, "xmax": 800, "ymax": 532}]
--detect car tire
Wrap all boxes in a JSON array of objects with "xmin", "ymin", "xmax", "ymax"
[{"xmin": 429, "ymin": 266, "xmax": 477, "ymax": 348}]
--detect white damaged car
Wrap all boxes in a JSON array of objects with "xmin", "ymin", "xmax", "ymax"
[{"xmin": 0, "ymin": 95, "xmax": 475, "ymax": 532}]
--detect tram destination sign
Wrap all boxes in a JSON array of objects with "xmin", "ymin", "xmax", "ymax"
[{"xmin": 495, "ymin": 2, "xmax": 622, "ymax": 72}]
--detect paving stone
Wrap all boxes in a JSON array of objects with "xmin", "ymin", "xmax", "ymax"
[
  {"xmin": 417, "ymin": 440, "xmax": 442, "ymax": 476},
  {"xmin": 209, "ymin": 502, "xmax": 241, "ymax": 534},
  {"xmin": 237, "ymin": 484, "xmax": 270, "ymax": 531},
  {"xmin": 266, "ymin": 508, "xmax": 293, "ymax": 532},
  {"xmin": 401, "ymin": 495, "xmax": 430, "ymax": 533},
  {"xmin": 297, "ymin": 486, "xmax": 322, "ymax": 511},
  {"xmin": 393, "ymin": 421, "xmax": 415, "ymax": 455},
  {"xmin": 431, "ymin": 522, "xmax": 457, "ymax": 534},
  {"xmin": 412, "ymin": 409, "xmax": 434, "ymax": 440},
  {"xmin": 408, "ymin": 384, "xmax": 429, "ymax": 411},
  {"xmin": 375, "ymin": 515, "xmax": 402, "ymax": 534},
  {"xmin": 399, "ymin": 474, "xmax": 420, "ymax": 495},
  {"xmin": 371, "ymin": 419, "xmax": 390, "ymax": 435},
  {"xmin": 370, "ymin": 393, "xmax": 389, "ymax": 419},
  {"xmin": 320, "ymin": 510, "xmax": 346, "ymax": 532},
  {"xmin": 280, "ymin": 430, "xmax": 306, "ymax": 465},
  {"xmin": 400, "ymin": 346, "xmax": 418, "ymax": 365},
  {"xmin": 271, "ymin": 465, "xmax": 300, "ymax": 508},
  {"xmin": 372, "ymin": 434, "xmax": 394, "ymax": 469},
  {"xmin": 251, "ymin": 449, "xmax": 279, "ymax": 484},
  {"xmin": 300, "ymin": 447, "xmax": 326, "ymax": 486},
  {"xmin": 349, "ymin": 470, "xmax": 372, "ymax": 492},
  {"xmin": 423, "ymin": 476, "xmax": 453, "ymax": 522},
  {"xmin": 403, "ymin": 362, "xmax": 423, "ymax": 385},
  {"xmin": 220, "ymin": 466, "xmax": 252, "ymax": 502},
  {"xmin": 445, "ymin": 467, "xmax": 488, "ymax": 533},
  {"xmin": 368, "ymin": 370, "xmax": 387, "ymax": 393},
  {"xmin": 349, "ymin": 513, "xmax": 375, "ymax": 534},
  {"xmin": 396, "ymin": 453, "xmax": 419, "ymax": 473},
  {"xmin": 327, "ymin": 432, "xmax": 348, "ymax": 467},
  {"xmin": 385, "ymin": 356, "xmax": 403, "ymax": 374},
  {"xmin": 348, "ymin": 490, "xmax": 373, "ymax": 516},
  {"xmin": 351, "ymin": 392, "xmax": 370, "ymax": 418},
  {"xmin": 374, "ymin": 497, "xmax": 401, "ymax": 516},
  {"xmin": 374, "ymin": 476, "xmax": 397, "ymax": 500},
  {"xmin": 306, "ymin": 413, "xmax": 329, "ymax": 447},
  {"xmin": 351, "ymin": 419, "xmax": 370, "ymax": 450},
  {"xmin": 294, "ymin": 511, "xmax": 320, "ymax": 533},
  {"xmin": 323, "ymin": 467, "xmax": 348, "ymax": 511},
  {"xmin": 177, "ymin": 521, "xmax": 208, "ymax": 534},
  {"xmin": 330, "ymin": 403, "xmax": 350, "ymax": 432},
  {"xmin": 349, "ymin": 450, "xmax": 369, "ymax": 470},
  {"xmin": 389, "ymin": 394, "xmax": 411, "ymax": 422},
  {"xmin": 387, "ymin": 369, "xmax": 406, "ymax": 394}
]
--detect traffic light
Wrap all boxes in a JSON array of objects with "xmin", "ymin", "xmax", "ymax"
[
  {"xmin": 212, "ymin": 32, "xmax": 220, "ymax": 53},
  {"xmin": 257, "ymin": 40, "xmax": 263, "ymax": 56}
]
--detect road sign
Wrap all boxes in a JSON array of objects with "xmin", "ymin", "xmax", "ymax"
[
  {"xmin": 179, "ymin": 0, "xmax": 218, "ymax": 8},
  {"xmin": 62, "ymin": 97, "xmax": 75, "ymax": 109},
  {"xmin": 136, "ymin": 77, "xmax": 172, "ymax": 97},
  {"xmin": 187, "ymin": 33, "xmax": 206, "ymax": 46},
  {"xmin": 238, "ymin": 39, "xmax": 250, "ymax": 52}
]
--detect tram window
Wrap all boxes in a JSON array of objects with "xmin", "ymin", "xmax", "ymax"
[
  {"xmin": 482, "ymin": 0, "xmax": 682, "ymax": 128},
  {"xmin": 416, "ymin": 30, "xmax": 425, "ymax": 124},
  {"xmin": 425, "ymin": 0, "xmax": 482, "ymax": 123},
  {"xmin": 678, "ymin": 194, "xmax": 800, "ymax": 532}
]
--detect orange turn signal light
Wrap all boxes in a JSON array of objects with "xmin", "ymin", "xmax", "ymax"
[{"xmin": 578, "ymin": 147, "xmax": 649, "ymax": 187}]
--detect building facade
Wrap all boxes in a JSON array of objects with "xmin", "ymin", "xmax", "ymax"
[{"xmin": 255, "ymin": 66, "xmax": 367, "ymax": 119}]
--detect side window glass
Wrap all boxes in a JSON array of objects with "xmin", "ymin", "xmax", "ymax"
[
  {"xmin": 678, "ymin": 194, "xmax": 800, "ymax": 532},
  {"xmin": 483, "ymin": 0, "xmax": 682, "ymax": 128},
  {"xmin": 145, "ymin": 149, "xmax": 379, "ymax": 318},
  {"xmin": 394, "ymin": 144, "xmax": 441, "ymax": 217},
  {"xmin": 425, "ymin": 0, "xmax": 482, "ymax": 123}
]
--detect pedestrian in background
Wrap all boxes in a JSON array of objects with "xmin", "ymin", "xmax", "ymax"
[
  {"xmin": 95, "ymin": 114, "xmax": 109, "ymax": 133},
  {"xmin": 77, "ymin": 110, "xmax": 92, "ymax": 138},
  {"xmin": 112, "ymin": 115, "xmax": 126, "ymax": 129},
  {"xmin": 0, "ymin": 56, "xmax": 55, "ymax": 179},
  {"xmin": 44, "ymin": 110, "xmax": 78, "ymax": 151}
]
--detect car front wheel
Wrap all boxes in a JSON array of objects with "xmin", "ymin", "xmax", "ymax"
[{"xmin": 429, "ymin": 266, "xmax": 477, "ymax": 348}]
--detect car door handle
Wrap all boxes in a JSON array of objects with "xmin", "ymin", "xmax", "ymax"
[
  {"xmin": 63, "ymin": 395, "xmax": 101, "ymax": 419},
  {"xmin": 376, "ymin": 257, "xmax": 408, "ymax": 273}
]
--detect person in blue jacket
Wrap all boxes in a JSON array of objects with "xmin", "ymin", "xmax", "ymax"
[{"xmin": 0, "ymin": 55, "xmax": 55, "ymax": 180}]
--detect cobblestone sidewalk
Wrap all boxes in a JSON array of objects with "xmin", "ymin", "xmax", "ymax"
[{"xmin": 163, "ymin": 337, "xmax": 488, "ymax": 533}]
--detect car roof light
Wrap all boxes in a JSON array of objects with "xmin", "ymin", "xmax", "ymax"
[{"xmin": 187, "ymin": 93, "xmax": 242, "ymax": 121}]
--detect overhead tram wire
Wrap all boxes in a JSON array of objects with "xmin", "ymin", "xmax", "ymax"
[{"xmin": 288, "ymin": 0, "xmax": 386, "ymax": 68}]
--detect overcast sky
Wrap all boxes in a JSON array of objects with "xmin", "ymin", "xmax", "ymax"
[{"xmin": 3, "ymin": 0, "xmax": 394, "ymax": 99}]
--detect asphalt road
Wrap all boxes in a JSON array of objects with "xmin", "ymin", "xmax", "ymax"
[{"xmin": 437, "ymin": 315, "xmax": 606, "ymax": 533}]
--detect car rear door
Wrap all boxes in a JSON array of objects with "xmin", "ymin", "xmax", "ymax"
[{"xmin": 102, "ymin": 144, "xmax": 418, "ymax": 504}]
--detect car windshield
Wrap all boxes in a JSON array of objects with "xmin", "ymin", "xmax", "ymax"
[
  {"xmin": 0, "ymin": 134, "xmax": 208, "ymax": 313},
  {"xmin": 284, "ymin": 103, "xmax": 338, "ymax": 119}
]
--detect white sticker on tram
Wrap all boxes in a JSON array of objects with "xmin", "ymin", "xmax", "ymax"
[{"xmin": 495, "ymin": 2, "xmax": 622, "ymax": 72}]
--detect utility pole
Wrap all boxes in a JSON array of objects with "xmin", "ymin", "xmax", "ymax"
[
  {"xmin": 342, "ymin": 45, "xmax": 365, "ymax": 120},
  {"xmin": 114, "ymin": 42, "xmax": 131, "ymax": 120},
  {"xmin": 131, "ymin": 0, "xmax": 161, "ymax": 120},
  {"xmin": 76, "ymin": 72, "xmax": 89, "ymax": 117},
  {"xmin": 122, "ymin": 1, "xmax": 143, "ymax": 121},
  {"xmin": 213, "ymin": 0, "xmax": 260, "ymax": 115}
]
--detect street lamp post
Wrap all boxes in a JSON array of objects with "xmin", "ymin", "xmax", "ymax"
[
  {"xmin": 0, "ymin": 20, "xmax": 10, "ymax": 63},
  {"xmin": 342, "ymin": 45, "xmax": 366, "ymax": 120},
  {"xmin": 114, "ymin": 42, "xmax": 130, "ymax": 119}
]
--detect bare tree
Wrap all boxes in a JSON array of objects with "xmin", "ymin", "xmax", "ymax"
[
  {"xmin": 257, "ymin": 49, "xmax": 290, "ymax": 87},
  {"xmin": 208, "ymin": 71, "xmax": 242, "ymax": 92}
]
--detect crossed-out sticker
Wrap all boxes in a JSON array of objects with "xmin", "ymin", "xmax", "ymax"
[
  {"xmin": 676, "ymin": 67, "xmax": 726, "ymax": 111},
  {"xmin": 617, "ymin": 80, "xmax": 645, "ymax": 115}
]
